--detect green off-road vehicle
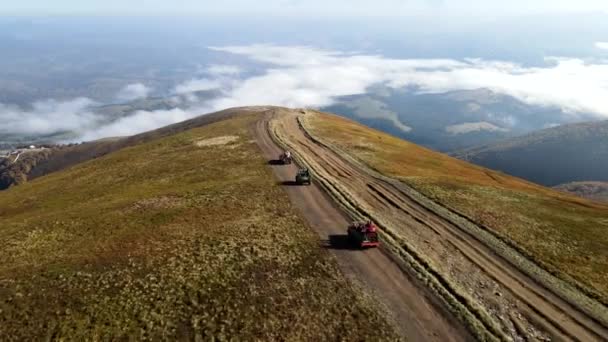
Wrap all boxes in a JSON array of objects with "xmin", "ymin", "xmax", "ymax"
[{"xmin": 295, "ymin": 168, "xmax": 311, "ymax": 185}]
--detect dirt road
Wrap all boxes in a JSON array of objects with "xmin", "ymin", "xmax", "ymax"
[
  {"xmin": 253, "ymin": 113, "xmax": 470, "ymax": 341},
  {"xmin": 257, "ymin": 108, "xmax": 608, "ymax": 341}
]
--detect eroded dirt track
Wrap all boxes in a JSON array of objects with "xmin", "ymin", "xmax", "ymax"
[
  {"xmin": 257, "ymin": 109, "xmax": 608, "ymax": 341},
  {"xmin": 253, "ymin": 113, "xmax": 469, "ymax": 341}
]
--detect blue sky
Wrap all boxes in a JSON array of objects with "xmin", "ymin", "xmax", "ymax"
[{"xmin": 3, "ymin": 0, "xmax": 608, "ymax": 16}]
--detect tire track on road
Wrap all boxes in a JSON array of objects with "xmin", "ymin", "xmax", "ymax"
[
  {"xmin": 252, "ymin": 111, "xmax": 470, "ymax": 342},
  {"xmin": 271, "ymin": 109, "xmax": 608, "ymax": 341}
]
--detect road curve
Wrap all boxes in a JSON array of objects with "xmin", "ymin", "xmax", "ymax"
[
  {"xmin": 267, "ymin": 109, "xmax": 608, "ymax": 341},
  {"xmin": 252, "ymin": 112, "xmax": 470, "ymax": 341}
]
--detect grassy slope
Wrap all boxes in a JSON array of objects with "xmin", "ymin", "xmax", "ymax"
[
  {"xmin": 306, "ymin": 112, "xmax": 608, "ymax": 304},
  {"xmin": 0, "ymin": 114, "xmax": 397, "ymax": 340}
]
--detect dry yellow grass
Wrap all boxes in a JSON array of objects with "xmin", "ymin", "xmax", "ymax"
[
  {"xmin": 306, "ymin": 111, "xmax": 608, "ymax": 305},
  {"xmin": 0, "ymin": 114, "xmax": 398, "ymax": 340}
]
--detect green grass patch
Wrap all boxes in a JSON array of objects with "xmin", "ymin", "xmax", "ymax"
[{"xmin": 0, "ymin": 114, "xmax": 398, "ymax": 340}]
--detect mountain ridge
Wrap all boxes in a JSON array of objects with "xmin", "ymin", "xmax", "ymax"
[
  {"xmin": 0, "ymin": 107, "xmax": 258, "ymax": 190},
  {"xmin": 2, "ymin": 107, "xmax": 607, "ymax": 341},
  {"xmin": 0, "ymin": 107, "xmax": 401, "ymax": 340},
  {"xmin": 452, "ymin": 119, "xmax": 608, "ymax": 186},
  {"xmin": 554, "ymin": 181, "xmax": 608, "ymax": 202}
]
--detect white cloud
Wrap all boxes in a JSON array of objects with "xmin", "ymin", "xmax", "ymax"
[
  {"xmin": 173, "ymin": 78, "xmax": 222, "ymax": 94},
  {"xmin": 91, "ymin": 45, "xmax": 608, "ymax": 140},
  {"xmin": 206, "ymin": 64, "xmax": 241, "ymax": 76},
  {"xmin": 116, "ymin": 83, "xmax": 152, "ymax": 101},
  {"xmin": 208, "ymin": 45, "xmax": 608, "ymax": 118},
  {"xmin": 487, "ymin": 113, "xmax": 518, "ymax": 128},
  {"xmin": 8, "ymin": 44, "xmax": 608, "ymax": 143},
  {"xmin": 172, "ymin": 65, "xmax": 241, "ymax": 97},
  {"xmin": 344, "ymin": 98, "xmax": 411, "ymax": 132},
  {"xmin": 445, "ymin": 122, "xmax": 509, "ymax": 134},
  {"xmin": 79, "ymin": 107, "xmax": 203, "ymax": 141},
  {"xmin": 596, "ymin": 42, "xmax": 608, "ymax": 50},
  {"xmin": 543, "ymin": 122, "xmax": 561, "ymax": 129},
  {"xmin": 0, "ymin": 98, "xmax": 99, "ymax": 136}
]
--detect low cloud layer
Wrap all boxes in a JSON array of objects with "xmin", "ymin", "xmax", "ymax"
[
  {"xmin": 343, "ymin": 98, "xmax": 411, "ymax": 132},
  {"xmin": 0, "ymin": 98, "xmax": 99, "ymax": 136},
  {"xmin": 4, "ymin": 44, "xmax": 608, "ymax": 142},
  {"xmin": 207, "ymin": 45, "xmax": 608, "ymax": 118},
  {"xmin": 79, "ymin": 107, "xmax": 197, "ymax": 141},
  {"xmin": 116, "ymin": 83, "xmax": 152, "ymax": 102},
  {"xmin": 595, "ymin": 42, "xmax": 608, "ymax": 50},
  {"xmin": 173, "ymin": 79, "xmax": 221, "ymax": 94},
  {"xmin": 446, "ymin": 122, "xmax": 509, "ymax": 135},
  {"xmin": 206, "ymin": 64, "xmax": 241, "ymax": 76}
]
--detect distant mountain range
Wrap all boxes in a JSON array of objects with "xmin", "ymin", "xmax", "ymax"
[
  {"xmin": 323, "ymin": 88, "xmax": 599, "ymax": 152},
  {"xmin": 452, "ymin": 120, "xmax": 608, "ymax": 186},
  {"xmin": 554, "ymin": 182, "xmax": 608, "ymax": 203},
  {"xmin": 1, "ymin": 87, "xmax": 602, "ymax": 156}
]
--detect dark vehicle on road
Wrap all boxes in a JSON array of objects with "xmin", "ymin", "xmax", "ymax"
[{"xmin": 295, "ymin": 168, "xmax": 311, "ymax": 185}]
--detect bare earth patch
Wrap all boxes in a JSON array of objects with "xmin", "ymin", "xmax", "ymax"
[{"xmin": 195, "ymin": 135, "xmax": 239, "ymax": 147}]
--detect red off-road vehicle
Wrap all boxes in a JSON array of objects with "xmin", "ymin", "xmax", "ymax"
[{"xmin": 347, "ymin": 221, "xmax": 380, "ymax": 248}]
